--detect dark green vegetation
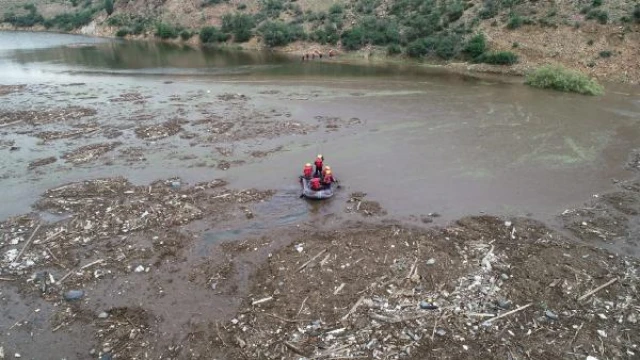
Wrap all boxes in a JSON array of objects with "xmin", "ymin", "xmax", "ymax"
[
  {"xmin": 107, "ymin": 14, "xmax": 152, "ymax": 36},
  {"xmin": 3, "ymin": 4, "xmax": 44, "ymax": 27},
  {"xmin": 3, "ymin": 1, "xmax": 103, "ymax": 31},
  {"xmin": 104, "ymin": 0, "xmax": 114, "ymax": 16},
  {"xmin": 221, "ymin": 13, "xmax": 255, "ymax": 42},
  {"xmin": 525, "ymin": 65, "xmax": 604, "ymax": 96},
  {"xmin": 200, "ymin": 26, "xmax": 230, "ymax": 43}
]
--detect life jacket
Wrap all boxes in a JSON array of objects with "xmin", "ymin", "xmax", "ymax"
[
  {"xmin": 323, "ymin": 175, "xmax": 333, "ymax": 185},
  {"xmin": 314, "ymin": 158, "xmax": 323, "ymax": 168},
  {"xmin": 310, "ymin": 178, "xmax": 321, "ymax": 190},
  {"xmin": 303, "ymin": 166, "xmax": 313, "ymax": 178}
]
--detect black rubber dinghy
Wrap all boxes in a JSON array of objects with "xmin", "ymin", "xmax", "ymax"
[{"xmin": 299, "ymin": 176, "xmax": 335, "ymax": 199}]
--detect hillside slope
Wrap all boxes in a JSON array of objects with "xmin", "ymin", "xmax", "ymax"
[{"xmin": 2, "ymin": 0, "xmax": 640, "ymax": 83}]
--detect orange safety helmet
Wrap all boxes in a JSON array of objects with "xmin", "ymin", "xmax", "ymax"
[{"xmin": 317, "ymin": 154, "xmax": 323, "ymax": 158}]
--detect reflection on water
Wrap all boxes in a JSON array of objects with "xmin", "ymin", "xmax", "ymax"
[{"xmin": 0, "ymin": 31, "xmax": 487, "ymax": 81}]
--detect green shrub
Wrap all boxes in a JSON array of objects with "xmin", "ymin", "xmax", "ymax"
[
  {"xmin": 237, "ymin": 3, "xmax": 247, "ymax": 10},
  {"xmin": 155, "ymin": 23, "xmax": 179, "ymax": 39},
  {"xmin": 104, "ymin": 0, "xmax": 114, "ymax": 15},
  {"xmin": 387, "ymin": 43, "xmax": 402, "ymax": 55},
  {"xmin": 586, "ymin": 9, "xmax": 608, "ymax": 24},
  {"xmin": 200, "ymin": 26, "xmax": 229, "ymax": 43},
  {"xmin": 261, "ymin": 0, "xmax": 284, "ymax": 18},
  {"xmin": 23, "ymin": 3, "xmax": 37, "ymax": 13},
  {"xmin": 354, "ymin": 0, "xmax": 380, "ymax": 15},
  {"xmin": 46, "ymin": 9, "xmax": 95, "ymax": 31},
  {"xmin": 479, "ymin": 0, "xmax": 499, "ymax": 19},
  {"xmin": 203, "ymin": 0, "xmax": 228, "ymax": 5},
  {"xmin": 221, "ymin": 13, "xmax": 255, "ymax": 42},
  {"xmin": 259, "ymin": 21, "xmax": 304, "ymax": 47},
  {"xmin": 580, "ymin": 6, "xmax": 590, "ymax": 14},
  {"xmin": 599, "ymin": 50, "xmax": 612, "ymax": 58},
  {"xmin": 477, "ymin": 51, "xmax": 518, "ymax": 65},
  {"xmin": 311, "ymin": 23, "xmax": 339, "ymax": 45},
  {"xmin": 406, "ymin": 38, "xmax": 432, "ymax": 58},
  {"xmin": 328, "ymin": 4, "xmax": 344, "ymax": 15},
  {"xmin": 506, "ymin": 12, "xmax": 522, "ymax": 29},
  {"xmin": 634, "ymin": 5, "xmax": 640, "ymax": 22},
  {"xmin": 180, "ymin": 29, "xmax": 193, "ymax": 40},
  {"xmin": 525, "ymin": 65, "xmax": 604, "ymax": 95},
  {"xmin": 71, "ymin": 0, "xmax": 79, "ymax": 7},
  {"xmin": 434, "ymin": 33, "xmax": 462, "ymax": 59},
  {"xmin": 116, "ymin": 28, "xmax": 129, "ymax": 37},
  {"xmin": 340, "ymin": 27, "xmax": 366, "ymax": 50},
  {"xmin": 591, "ymin": 0, "xmax": 602, "ymax": 7},
  {"xmin": 587, "ymin": 39, "xmax": 594, "ymax": 45},
  {"xmin": 512, "ymin": 41, "xmax": 519, "ymax": 48},
  {"xmin": 3, "ymin": 11, "xmax": 44, "ymax": 27},
  {"xmin": 447, "ymin": 2, "xmax": 464, "ymax": 22},
  {"xmin": 463, "ymin": 33, "xmax": 486, "ymax": 59}
]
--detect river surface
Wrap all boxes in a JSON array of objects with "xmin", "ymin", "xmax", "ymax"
[{"xmin": 1, "ymin": 30, "xmax": 640, "ymax": 224}]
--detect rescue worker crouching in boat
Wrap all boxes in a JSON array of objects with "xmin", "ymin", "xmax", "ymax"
[
  {"xmin": 322, "ymin": 165, "xmax": 331, "ymax": 177},
  {"xmin": 322, "ymin": 169, "xmax": 334, "ymax": 189},
  {"xmin": 314, "ymin": 154, "xmax": 324, "ymax": 177},
  {"xmin": 303, "ymin": 163, "xmax": 313, "ymax": 179},
  {"xmin": 310, "ymin": 177, "xmax": 322, "ymax": 191}
]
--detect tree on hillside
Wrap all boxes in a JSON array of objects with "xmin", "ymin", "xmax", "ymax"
[{"xmin": 105, "ymin": 0, "xmax": 114, "ymax": 15}]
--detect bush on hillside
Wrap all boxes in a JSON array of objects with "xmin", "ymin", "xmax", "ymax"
[
  {"xmin": 476, "ymin": 51, "xmax": 518, "ymax": 65},
  {"xmin": 447, "ymin": 2, "xmax": 464, "ymax": 22},
  {"xmin": 387, "ymin": 43, "xmax": 402, "ymax": 55},
  {"xmin": 341, "ymin": 26, "xmax": 366, "ymax": 50},
  {"xmin": 340, "ymin": 17, "xmax": 400, "ymax": 50},
  {"xmin": 434, "ymin": 33, "xmax": 462, "ymax": 59},
  {"xmin": 259, "ymin": 21, "xmax": 304, "ymax": 47},
  {"xmin": 463, "ymin": 33, "xmax": 486, "ymax": 59},
  {"xmin": 634, "ymin": 5, "xmax": 640, "ymax": 22},
  {"xmin": 406, "ymin": 38, "xmax": 432, "ymax": 58},
  {"xmin": 310, "ymin": 23, "xmax": 339, "ymax": 45},
  {"xmin": 586, "ymin": 9, "xmax": 608, "ymax": 24},
  {"xmin": 155, "ymin": 23, "xmax": 179, "ymax": 39},
  {"xmin": 221, "ymin": 13, "xmax": 255, "ymax": 42},
  {"xmin": 104, "ymin": 0, "xmax": 114, "ymax": 15},
  {"xmin": 116, "ymin": 28, "xmax": 129, "ymax": 37},
  {"xmin": 525, "ymin": 65, "xmax": 604, "ymax": 95},
  {"xmin": 180, "ymin": 30, "xmax": 193, "ymax": 40},
  {"xmin": 506, "ymin": 12, "xmax": 523, "ymax": 29},
  {"xmin": 3, "ymin": 11, "xmax": 44, "ymax": 27},
  {"xmin": 599, "ymin": 50, "xmax": 612, "ymax": 58},
  {"xmin": 200, "ymin": 26, "xmax": 229, "ymax": 43},
  {"xmin": 260, "ymin": 0, "xmax": 285, "ymax": 18},
  {"xmin": 45, "ymin": 10, "xmax": 94, "ymax": 31}
]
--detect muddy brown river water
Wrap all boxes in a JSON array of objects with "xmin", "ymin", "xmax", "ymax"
[
  {"xmin": 1, "ymin": 31, "xmax": 640, "ymax": 360},
  {"xmin": 2, "ymin": 31, "xmax": 640, "ymax": 223}
]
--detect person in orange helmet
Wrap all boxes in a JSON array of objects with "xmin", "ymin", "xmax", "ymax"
[
  {"xmin": 303, "ymin": 163, "xmax": 313, "ymax": 179},
  {"xmin": 322, "ymin": 169, "xmax": 334, "ymax": 188},
  {"xmin": 314, "ymin": 154, "xmax": 324, "ymax": 177},
  {"xmin": 322, "ymin": 165, "xmax": 331, "ymax": 177}
]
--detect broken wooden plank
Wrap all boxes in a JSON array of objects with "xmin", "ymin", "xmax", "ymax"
[
  {"xmin": 578, "ymin": 278, "xmax": 618, "ymax": 301},
  {"xmin": 297, "ymin": 249, "xmax": 327, "ymax": 272}
]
